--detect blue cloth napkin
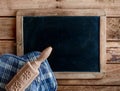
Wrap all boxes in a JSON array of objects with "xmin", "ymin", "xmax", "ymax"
[{"xmin": 0, "ymin": 51, "xmax": 57, "ymax": 91}]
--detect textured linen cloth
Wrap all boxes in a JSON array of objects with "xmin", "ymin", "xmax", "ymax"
[{"xmin": 0, "ymin": 51, "xmax": 57, "ymax": 91}]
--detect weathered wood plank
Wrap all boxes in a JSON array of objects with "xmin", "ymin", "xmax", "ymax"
[
  {"xmin": 57, "ymin": 0, "xmax": 114, "ymax": 3},
  {"xmin": 114, "ymin": 0, "xmax": 120, "ymax": 3},
  {"xmin": 0, "ymin": 10, "xmax": 16, "ymax": 16},
  {"xmin": 0, "ymin": 0, "xmax": 56, "ymax": 9},
  {"xmin": 0, "ymin": 41, "xmax": 16, "ymax": 54},
  {"xmin": 107, "ymin": 41, "xmax": 120, "ymax": 48},
  {"xmin": 65, "ymin": 0, "xmax": 120, "ymax": 3},
  {"xmin": 107, "ymin": 47, "xmax": 120, "ymax": 63},
  {"xmin": 106, "ymin": 9, "xmax": 120, "ymax": 17},
  {"xmin": 0, "ymin": 1, "xmax": 120, "ymax": 16},
  {"xmin": 0, "ymin": 18, "xmax": 15, "ymax": 39},
  {"xmin": 16, "ymin": 9, "xmax": 105, "ymax": 16},
  {"xmin": 0, "ymin": 9, "xmax": 119, "ymax": 17},
  {"xmin": 57, "ymin": 3, "xmax": 120, "ymax": 9},
  {"xmin": 0, "ymin": 1, "xmax": 56, "ymax": 16},
  {"xmin": 58, "ymin": 86, "xmax": 120, "ymax": 91},
  {"xmin": 58, "ymin": 0, "xmax": 120, "ymax": 3},
  {"xmin": 107, "ymin": 18, "xmax": 120, "ymax": 39},
  {"xmin": 0, "ymin": 0, "xmax": 116, "ymax": 10}
]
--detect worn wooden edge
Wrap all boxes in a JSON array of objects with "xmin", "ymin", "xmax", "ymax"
[
  {"xmin": 107, "ymin": 42, "xmax": 120, "ymax": 48},
  {"xmin": 0, "ymin": 3, "xmax": 120, "ymax": 16},
  {"xmin": 106, "ymin": 9, "xmax": 120, "ymax": 17},
  {"xmin": 107, "ymin": 61, "xmax": 120, "ymax": 64},
  {"xmin": 55, "ymin": 72, "xmax": 105, "ymax": 79},
  {"xmin": 107, "ymin": 39, "xmax": 120, "ymax": 42},
  {"xmin": 16, "ymin": 9, "xmax": 106, "ymax": 79},
  {"xmin": 16, "ymin": 9, "xmax": 106, "ymax": 16},
  {"xmin": 58, "ymin": 86, "xmax": 120, "ymax": 91},
  {"xmin": 57, "ymin": 3, "xmax": 120, "ymax": 9},
  {"xmin": 16, "ymin": 15, "xmax": 23, "ymax": 56},
  {"xmin": 100, "ymin": 16, "xmax": 106, "ymax": 73},
  {"xmin": 0, "ymin": 9, "xmax": 120, "ymax": 17}
]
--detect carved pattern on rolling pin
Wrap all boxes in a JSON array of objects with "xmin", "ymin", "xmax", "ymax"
[
  {"xmin": 22, "ymin": 70, "xmax": 31, "ymax": 80},
  {"xmin": 11, "ymin": 81, "xmax": 21, "ymax": 91},
  {"xmin": 10, "ymin": 70, "xmax": 32, "ymax": 91}
]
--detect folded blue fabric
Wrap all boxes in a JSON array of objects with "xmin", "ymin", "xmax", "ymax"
[{"xmin": 0, "ymin": 51, "xmax": 57, "ymax": 91}]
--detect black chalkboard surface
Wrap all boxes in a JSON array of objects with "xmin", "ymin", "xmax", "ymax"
[{"xmin": 23, "ymin": 16, "xmax": 100, "ymax": 72}]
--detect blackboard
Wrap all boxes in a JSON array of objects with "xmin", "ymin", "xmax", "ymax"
[
  {"xmin": 17, "ymin": 9, "xmax": 106, "ymax": 79},
  {"xmin": 23, "ymin": 16, "xmax": 100, "ymax": 72}
]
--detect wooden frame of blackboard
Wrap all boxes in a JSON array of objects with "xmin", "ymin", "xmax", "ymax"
[{"xmin": 16, "ymin": 9, "xmax": 106, "ymax": 79}]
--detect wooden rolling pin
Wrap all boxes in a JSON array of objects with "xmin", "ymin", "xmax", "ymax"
[{"xmin": 5, "ymin": 46, "xmax": 52, "ymax": 91}]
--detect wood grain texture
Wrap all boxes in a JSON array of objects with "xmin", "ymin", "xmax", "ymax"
[
  {"xmin": 0, "ymin": 41, "xmax": 16, "ymax": 55},
  {"xmin": 106, "ymin": 9, "xmax": 120, "ymax": 17},
  {"xmin": 16, "ymin": 15, "xmax": 23, "ymax": 56},
  {"xmin": 17, "ymin": 9, "xmax": 105, "ymax": 16},
  {"xmin": 107, "ymin": 41, "xmax": 120, "ymax": 48},
  {"xmin": 57, "ymin": 0, "xmax": 114, "ymax": 3},
  {"xmin": 57, "ymin": 2, "xmax": 120, "ymax": 9},
  {"xmin": 0, "ymin": 0, "xmax": 120, "ymax": 16},
  {"xmin": 0, "ymin": 18, "xmax": 15, "ymax": 39},
  {"xmin": 107, "ymin": 18, "xmax": 120, "ymax": 39},
  {"xmin": 107, "ymin": 47, "xmax": 120, "ymax": 63},
  {"xmin": 100, "ymin": 16, "xmax": 106, "ymax": 73},
  {"xmin": 58, "ymin": 86, "xmax": 120, "ymax": 91},
  {"xmin": 0, "ymin": 0, "xmax": 57, "ymax": 16},
  {"xmin": 0, "ymin": 0, "xmax": 56, "ymax": 9}
]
